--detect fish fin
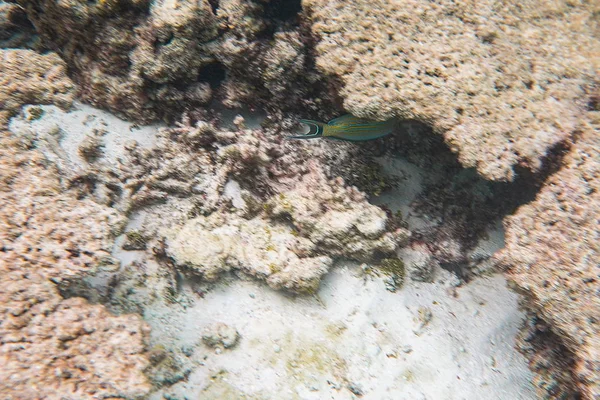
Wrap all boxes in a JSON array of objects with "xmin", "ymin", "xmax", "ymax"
[{"xmin": 328, "ymin": 114, "xmax": 367, "ymax": 126}]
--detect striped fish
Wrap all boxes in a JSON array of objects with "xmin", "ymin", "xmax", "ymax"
[{"xmin": 287, "ymin": 114, "xmax": 396, "ymax": 142}]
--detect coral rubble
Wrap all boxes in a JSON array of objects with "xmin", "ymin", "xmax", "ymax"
[
  {"xmin": 167, "ymin": 167, "xmax": 409, "ymax": 293},
  {"xmin": 305, "ymin": 0, "xmax": 599, "ymax": 181}
]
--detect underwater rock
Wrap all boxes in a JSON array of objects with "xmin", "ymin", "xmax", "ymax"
[
  {"xmin": 0, "ymin": 2, "xmax": 39, "ymax": 48},
  {"xmin": 0, "ymin": 139, "xmax": 151, "ymax": 399},
  {"xmin": 305, "ymin": 0, "xmax": 599, "ymax": 181},
  {"xmin": 167, "ymin": 166, "xmax": 408, "ymax": 293},
  {"xmin": 0, "ymin": 49, "xmax": 73, "ymax": 125},
  {"xmin": 15, "ymin": 0, "xmax": 325, "ymax": 121},
  {"xmin": 202, "ymin": 322, "xmax": 240, "ymax": 349},
  {"xmin": 0, "ymin": 50, "xmax": 151, "ymax": 399},
  {"xmin": 496, "ymin": 120, "xmax": 600, "ymax": 399},
  {"xmin": 267, "ymin": 168, "xmax": 410, "ymax": 262},
  {"xmin": 166, "ymin": 212, "xmax": 333, "ymax": 294}
]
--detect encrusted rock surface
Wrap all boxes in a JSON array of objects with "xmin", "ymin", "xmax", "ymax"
[
  {"xmin": 305, "ymin": 0, "xmax": 599, "ymax": 181},
  {"xmin": 0, "ymin": 50, "xmax": 151, "ymax": 399},
  {"xmin": 16, "ymin": 0, "xmax": 330, "ymax": 121},
  {"xmin": 167, "ymin": 211, "xmax": 334, "ymax": 293},
  {"xmin": 497, "ymin": 117, "xmax": 600, "ymax": 399},
  {"xmin": 266, "ymin": 168, "xmax": 408, "ymax": 261},
  {"xmin": 0, "ymin": 49, "xmax": 73, "ymax": 125},
  {"xmin": 167, "ymin": 167, "xmax": 409, "ymax": 293}
]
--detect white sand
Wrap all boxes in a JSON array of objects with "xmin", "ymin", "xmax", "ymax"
[{"xmin": 148, "ymin": 265, "xmax": 535, "ymax": 400}]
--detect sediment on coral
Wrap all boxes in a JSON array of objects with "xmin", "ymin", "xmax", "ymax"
[
  {"xmin": 0, "ymin": 49, "xmax": 152, "ymax": 399},
  {"xmin": 496, "ymin": 117, "xmax": 600, "ymax": 399},
  {"xmin": 304, "ymin": 0, "xmax": 599, "ymax": 181},
  {"xmin": 15, "ymin": 0, "xmax": 339, "ymax": 122}
]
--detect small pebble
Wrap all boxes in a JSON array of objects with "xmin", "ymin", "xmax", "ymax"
[{"xmin": 347, "ymin": 382, "xmax": 364, "ymax": 397}]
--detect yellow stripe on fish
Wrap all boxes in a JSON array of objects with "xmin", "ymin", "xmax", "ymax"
[{"xmin": 286, "ymin": 114, "xmax": 396, "ymax": 142}]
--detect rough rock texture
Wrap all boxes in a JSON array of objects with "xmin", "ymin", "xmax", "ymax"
[
  {"xmin": 305, "ymin": 0, "xmax": 599, "ymax": 181},
  {"xmin": 267, "ymin": 168, "xmax": 407, "ymax": 261},
  {"xmin": 497, "ymin": 117, "xmax": 600, "ymax": 399},
  {"xmin": 201, "ymin": 322, "xmax": 240, "ymax": 349},
  {"xmin": 167, "ymin": 211, "xmax": 334, "ymax": 293},
  {"xmin": 0, "ymin": 1, "xmax": 40, "ymax": 48},
  {"xmin": 167, "ymin": 167, "xmax": 409, "ymax": 293},
  {"xmin": 0, "ymin": 49, "xmax": 73, "ymax": 125},
  {"xmin": 17, "ymin": 0, "xmax": 331, "ymax": 121},
  {"xmin": 0, "ymin": 50, "xmax": 151, "ymax": 399}
]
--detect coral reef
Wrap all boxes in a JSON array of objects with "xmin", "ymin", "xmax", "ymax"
[
  {"xmin": 167, "ymin": 167, "xmax": 409, "ymax": 293},
  {"xmin": 305, "ymin": 0, "xmax": 599, "ymax": 181},
  {"xmin": 0, "ymin": 49, "xmax": 73, "ymax": 125},
  {"xmin": 0, "ymin": 1, "xmax": 39, "ymax": 49},
  {"xmin": 16, "ymin": 0, "xmax": 332, "ymax": 121},
  {"xmin": 496, "ymin": 119, "xmax": 600, "ymax": 398},
  {"xmin": 9, "ymin": 100, "xmax": 408, "ymax": 295},
  {"xmin": 0, "ymin": 50, "xmax": 151, "ymax": 399}
]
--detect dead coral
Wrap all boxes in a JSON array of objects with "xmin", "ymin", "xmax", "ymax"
[
  {"xmin": 266, "ymin": 167, "xmax": 410, "ymax": 262},
  {"xmin": 305, "ymin": 0, "xmax": 599, "ymax": 181},
  {"xmin": 0, "ymin": 49, "xmax": 151, "ymax": 399},
  {"xmin": 165, "ymin": 211, "xmax": 333, "ymax": 294},
  {"xmin": 0, "ymin": 50, "xmax": 74, "ymax": 121},
  {"xmin": 166, "ymin": 166, "xmax": 409, "ymax": 294},
  {"xmin": 16, "ymin": 0, "xmax": 328, "ymax": 121},
  {"xmin": 496, "ymin": 119, "xmax": 600, "ymax": 399}
]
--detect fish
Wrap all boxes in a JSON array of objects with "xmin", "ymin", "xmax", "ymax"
[{"xmin": 286, "ymin": 114, "xmax": 396, "ymax": 142}]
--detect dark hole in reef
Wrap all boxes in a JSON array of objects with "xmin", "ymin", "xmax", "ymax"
[
  {"xmin": 7, "ymin": 6, "xmax": 35, "ymax": 30},
  {"xmin": 197, "ymin": 62, "xmax": 226, "ymax": 89},
  {"xmin": 263, "ymin": 0, "xmax": 302, "ymax": 23},
  {"xmin": 208, "ymin": 0, "xmax": 219, "ymax": 15}
]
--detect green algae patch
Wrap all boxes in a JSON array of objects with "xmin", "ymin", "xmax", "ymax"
[{"xmin": 378, "ymin": 257, "xmax": 405, "ymax": 280}]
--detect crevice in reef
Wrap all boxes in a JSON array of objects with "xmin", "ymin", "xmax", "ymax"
[
  {"xmin": 197, "ymin": 61, "xmax": 226, "ymax": 89},
  {"xmin": 517, "ymin": 310, "xmax": 582, "ymax": 399},
  {"xmin": 0, "ymin": 2, "xmax": 41, "ymax": 49},
  {"xmin": 334, "ymin": 118, "xmax": 574, "ymax": 282},
  {"xmin": 263, "ymin": 0, "xmax": 302, "ymax": 24}
]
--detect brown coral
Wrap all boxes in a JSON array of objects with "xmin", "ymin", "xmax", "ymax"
[
  {"xmin": 16, "ymin": 0, "xmax": 323, "ymax": 121},
  {"xmin": 0, "ymin": 49, "xmax": 151, "ymax": 399},
  {"xmin": 0, "ymin": 49, "xmax": 74, "ymax": 123},
  {"xmin": 304, "ymin": 0, "xmax": 599, "ymax": 181},
  {"xmin": 496, "ymin": 119, "xmax": 600, "ymax": 398}
]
